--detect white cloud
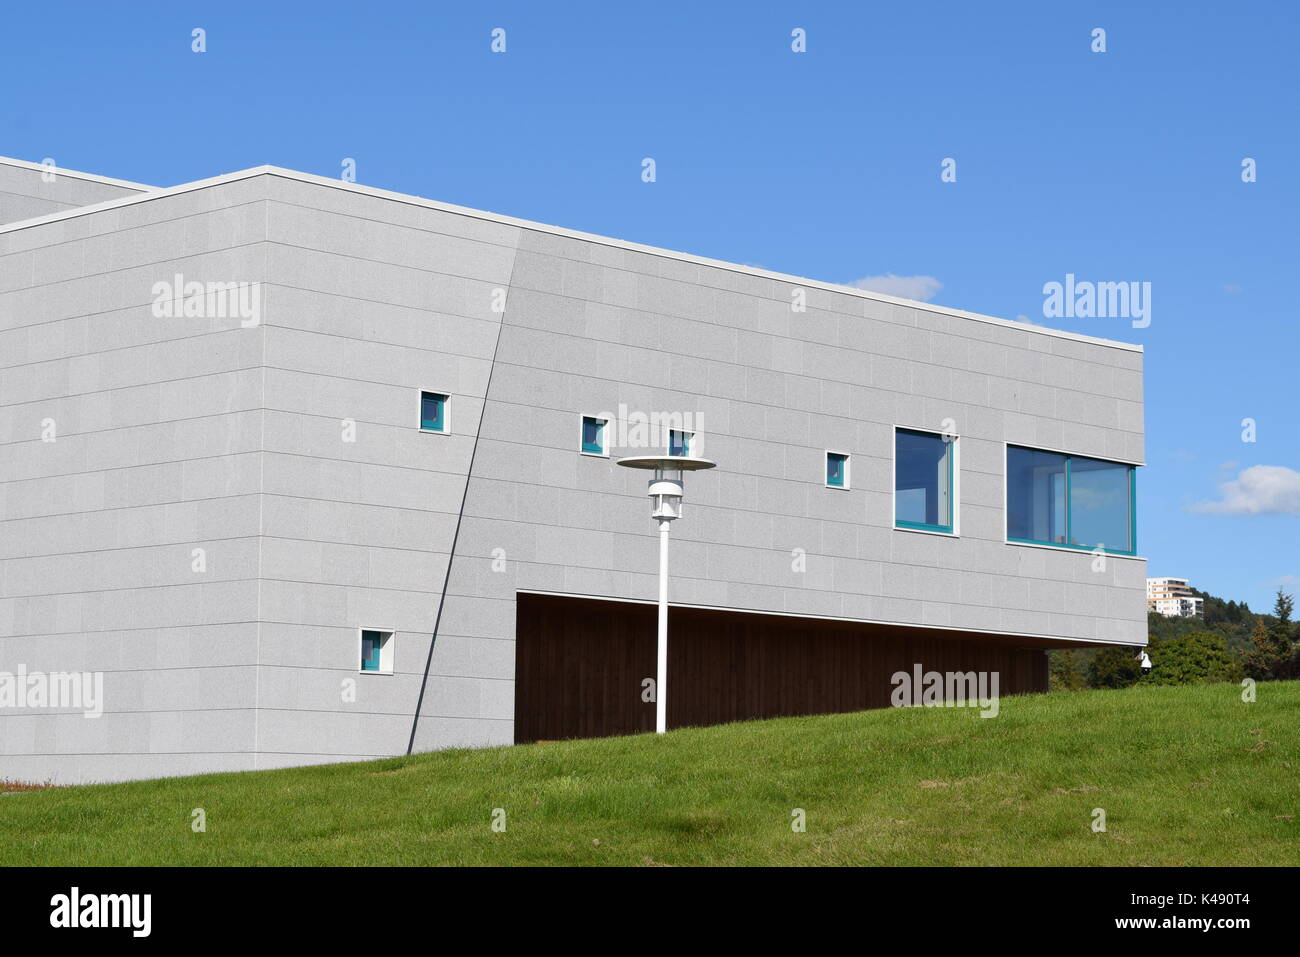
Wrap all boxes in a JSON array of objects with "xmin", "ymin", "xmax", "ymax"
[
  {"xmin": 1188, "ymin": 465, "xmax": 1300, "ymax": 516},
  {"xmin": 846, "ymin": 274, "xmax": 943, "ymax": 302},
  {"xmin": 1222, "ymin": 283, "xmax": 1244, "ymax": 294}
]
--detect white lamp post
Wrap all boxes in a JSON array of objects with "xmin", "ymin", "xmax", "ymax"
[{"xmin": 615, "ymin": 454, "xmax": 716, "ymax": 733}]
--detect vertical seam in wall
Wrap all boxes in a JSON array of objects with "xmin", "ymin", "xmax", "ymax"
[
  {"xmin": 253, "ymin": 204, "xmax": 269, "ymax": 767},
  {"xmin": 406, "ymin": 228, "xmax": 522, "ymax": 755}
]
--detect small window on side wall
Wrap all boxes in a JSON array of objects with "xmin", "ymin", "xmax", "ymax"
[
  {"xmin": 668, "ymin": 429, "xmax": 694, "ymax": 456},
  {"xmin": 826, "ymin": 451, "xmax": 850, "ymax": 489},
  {"xmin": 420, "ymin": 392, "xmax": 448, "ymax": 433},
  {"xmin": 580, "ymin": 415, "xmax": 608, "ymax": 456},
  {"xmin": 895, "ymin": 428, "xmax": 955, "ymax": 533},
  {"xmin": 360, "ymin": 629, "xmax": 394, "ymax": 674}
]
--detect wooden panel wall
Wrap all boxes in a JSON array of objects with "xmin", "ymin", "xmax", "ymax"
[
  {"xmin": 514, "ymin": 595, "xmax": 658, "ymax": 742},
  {"xmin": 514, "ymin": 594, "xmax": 1050, "ymax": 743}
]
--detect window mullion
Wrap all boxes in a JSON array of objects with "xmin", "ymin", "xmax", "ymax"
[{"xmin": 1064, "ymin": 455, "xmax": 1072, "ymax": 545}]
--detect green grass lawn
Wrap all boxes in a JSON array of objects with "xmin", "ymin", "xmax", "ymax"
[{"xmin": 3, "ymin": 682, "xmax": 1298, "ymax": 866}]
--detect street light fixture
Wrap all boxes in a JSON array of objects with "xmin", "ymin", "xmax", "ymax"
[{"xmin": 615, "ymin": 454, "xmax": 716, "ymax": 733}]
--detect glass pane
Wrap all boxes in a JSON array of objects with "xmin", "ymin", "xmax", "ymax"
[
  {"xmin": 361, "ymin": 630, "xmax": 382, "ymax": 671},
  {"xmin": 669, "ymin": 430, "xmax": 691, "ymax": 456},
  {"xmin": 582, "ymin": 418, "xmax": 603, "ymax": 453},
  {"xmin": 1006, "ymin": 447, "xmax": 1067, "ymax": 544},
  {"xmin": 1069, "ymin": 456, "xmax": 1132, "ymax": 552},
  {"xmin": 827, "ymin": 453, "xmax": 846, "ymax": 486},
  {"xmin": 895, "ymin": 430, "xmax": 951, "ymax": 528},
  {"xmin": 421, "ymin": 393, "xmax": 445, "ymax": 431}
]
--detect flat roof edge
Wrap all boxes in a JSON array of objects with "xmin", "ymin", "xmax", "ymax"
[
  {"xmin": 0, "ymin": 155, "xmax": 154, "ymax": 192},
  {"xmin": 0, "ymin": 162, "xmax": 1142, "ymax": 354}
]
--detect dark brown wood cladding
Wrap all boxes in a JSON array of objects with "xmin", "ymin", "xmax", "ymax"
[{"xmin": 513, "ymin": 593, "xmax": 1051, "ymax": 744}]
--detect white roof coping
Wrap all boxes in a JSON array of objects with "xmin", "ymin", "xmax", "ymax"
[
  {"xmin": 0, "ymin": 155, "xmax": 154, "ymax": 192},
  {"xmin": 0, "ymin": 161, "xmax": 1142, "ymax": 354}
]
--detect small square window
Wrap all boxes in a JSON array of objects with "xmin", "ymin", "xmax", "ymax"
[
  {"xmin": 668, "ymin": 429, "xmax": 693, "ymax": 456},
  {"xmin": 826, "ymin": 451, "xmax": 850, "ymax": 489},
  {"xmin": 580, "ymin": 415, "xmax": 608, "ymax": 456},
  {"xmin": 420, "ymin": 392, "xmax": 448, "ymax": 433},
  {"xmin": 360, "ymin": 629, "xmax": 394, "ymax": 674}
]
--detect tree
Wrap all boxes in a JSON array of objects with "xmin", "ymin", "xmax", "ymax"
[
  {"xmin": 1242, "ymin": 590, "xmax": 1298, "ymax": 680},
  {"xmin": 1268, "ymin": 590, "xmax": 1295, "ymax": 659},
  {"xmin": 1265, "ymin": 590, "xmax": 1298, "ymax": 680},
  {"xmin": 1050, "ymin": 649, "xmax": 1087, "ymax": 691},
  {"xmin": 1240, "ymin": 619, "xmax": 1279, "ymax": 680},
  {"xmin": 1089, "ymin": 645, "xmax": 1142, "ymax": 689},
  {"xmin": 1141, "ymin": 631, "xmax": 1242, "ymax": 686}
]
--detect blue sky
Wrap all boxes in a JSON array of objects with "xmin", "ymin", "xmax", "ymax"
[{"xmin": 4, "ymin": 1, "xmax": 1297, "ymax": 611}]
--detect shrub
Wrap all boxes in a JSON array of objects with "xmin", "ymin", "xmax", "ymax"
[
  {"xmin": 1144, "ymin": 631, "xmax": 1243, "ymax": 686},
  {"xmin": 1089, "ymin": 645, "xmax": 1143, "ymax": 689}
]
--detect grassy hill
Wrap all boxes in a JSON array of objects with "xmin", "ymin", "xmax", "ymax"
[{"xmin": 2, "ymin": 682, "xmax": 1298, "ymax": 866}]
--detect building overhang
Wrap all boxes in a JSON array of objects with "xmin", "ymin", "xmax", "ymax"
[{"xmin": 518, "ymin": 590, "xmax": 1148, "ymax": 650}]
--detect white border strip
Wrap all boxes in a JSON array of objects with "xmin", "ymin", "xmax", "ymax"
[
  {"xmin": 0, "ymin": 162, "xmax": 1141, "ymax": 354},
  {"xmin": 0, "ymin": 155, "xmax": 153, "ymax": 192},
  {"xmin": 518, "ymin": 589, "xmax": 1147, "ymax": 648}
]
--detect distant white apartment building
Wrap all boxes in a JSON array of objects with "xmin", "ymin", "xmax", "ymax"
[{"xmin": 1147, "ymin": 578, "xmax": 1204, "ymax": 618}]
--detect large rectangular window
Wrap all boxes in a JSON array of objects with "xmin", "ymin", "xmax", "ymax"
[
  {"xmin": 1006, "ymin": 446, "xmax": 1135, "ymax": 555},
  {"xmin": 895, "ymin": 429, "xmax": 954, "ymax": 533}
]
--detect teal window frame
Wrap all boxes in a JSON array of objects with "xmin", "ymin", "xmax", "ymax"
[
  {"xmin": 826, "ymin": 451, "xmax": 849, "ymax": 489},
  {"xmin": 1005, "ymin": 445, "xmax": 1137, "ymax": 556},
  {"xmin": 420, "ymin": 392, "xmax": 448, "ymax": 433},
  {"xmin": 580, "ymin": 415, "xmax": 607, "ymax": 455},
  {"xmin": 894, "ymin": 428, "xmax": 955, "ymax": 534}
]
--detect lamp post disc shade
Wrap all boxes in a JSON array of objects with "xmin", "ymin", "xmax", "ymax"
[{"xmin": 615, "ymin": 455, "xmax": 717, "ymax": 471}]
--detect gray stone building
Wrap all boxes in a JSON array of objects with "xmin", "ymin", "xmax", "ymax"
[{"xmin": 0, "ymin": 156, "xmax": 1146, "ymax": 783}]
